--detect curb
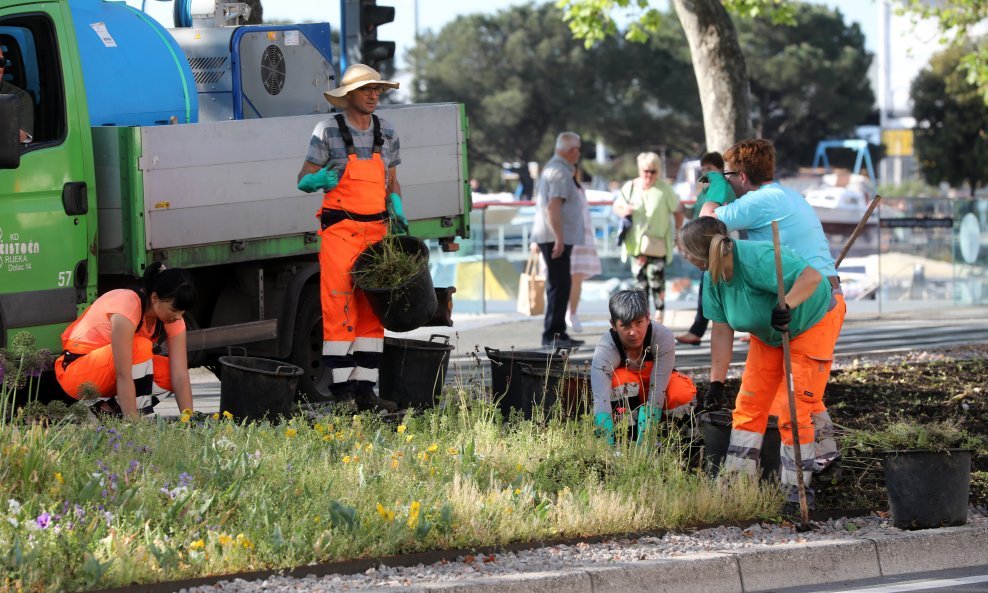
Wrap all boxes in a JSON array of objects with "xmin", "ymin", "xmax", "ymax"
[{"xmin": 348, "ymin": 524, "xmax": 988, "ymax": 593}]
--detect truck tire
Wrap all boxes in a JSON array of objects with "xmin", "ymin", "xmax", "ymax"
[{"xmin": 291, "ymin": 286, "xmax": 333, "ymax": 403}]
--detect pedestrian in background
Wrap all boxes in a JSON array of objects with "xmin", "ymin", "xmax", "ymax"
[
  {"xmin": 531, "ymin": 132, "xmax": 585, "ymax": 348},
  {"xmin": 676, "ymin": 151, "xmax": 736, "ymax": 345},
  {"xmin": 613, "ymin": 152, "xmax": 683, "ymax": 324},
  {"xmin": 567, "ymin": 164, "xmax": 601, "ymax": 333}
]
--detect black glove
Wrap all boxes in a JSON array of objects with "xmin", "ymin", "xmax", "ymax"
[
  {"xmin": 702, "ymin": 381, "xmax": 725, "ymax": 412},
  {"xmin": 771, "ymin": 304, "xmax": 791, "ymax": 332}
]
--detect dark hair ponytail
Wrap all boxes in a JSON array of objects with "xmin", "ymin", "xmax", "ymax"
[{"xmin": 136, "ymin": 263, "xmax": 196, "ymax": 340}]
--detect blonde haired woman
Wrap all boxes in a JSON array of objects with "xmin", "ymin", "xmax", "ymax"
[
  {"xmin": 678, "ymin": 216, "xmax": 843, "ymax": 512},
  {"xmin": 613, "ymin": 152, "xmax": 683, "ymax": 323}
]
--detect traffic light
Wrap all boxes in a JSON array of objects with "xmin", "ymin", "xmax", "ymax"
[{"xmin": 359, "ymin": 0, "xmax": 395, "ymax": 68}]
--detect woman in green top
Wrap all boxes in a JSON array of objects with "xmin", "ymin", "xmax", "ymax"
[
  {"xmin": 678, "ymin": 217, "xmax": 843, "ymax": 509},
  {"xmin": 612, "ymin": 152, "xmax": 684, "ymax": 323}
]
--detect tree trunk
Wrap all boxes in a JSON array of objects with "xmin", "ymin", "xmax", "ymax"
[
  {"xmin": 244, "ymin": 0, "xmax": 263, "ymax": 24},
  {"xmin": 671, "ymin": 0, "xmax": 752, "ymax": 152}
]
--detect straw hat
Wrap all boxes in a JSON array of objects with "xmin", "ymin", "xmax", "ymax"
[{"xmin": 324, "ymin": 64, "xmax": 399, "ymax": 109}]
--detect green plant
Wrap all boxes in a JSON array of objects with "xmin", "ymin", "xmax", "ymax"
[
  {"xmin": 352, "ymin": 236, "xmax": 426, "ymax": 291},
  {"xmin": 843, "ymin": 419, "xmax": 984, "ymax": 453},
  {"xmin": 1, "ymin": 332, "xmax": 54, "ymax": 426}
]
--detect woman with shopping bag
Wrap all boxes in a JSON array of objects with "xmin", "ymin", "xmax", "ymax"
[{"xmin": 612, "ymin": 152, "xmax": 684, "ymax": 323}]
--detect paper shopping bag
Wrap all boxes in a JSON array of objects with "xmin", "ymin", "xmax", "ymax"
[{"xmin": 516, "ymin": 251, "xmax": 545, "ymax": 316}]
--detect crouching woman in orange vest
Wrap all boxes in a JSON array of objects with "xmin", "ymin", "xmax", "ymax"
[
  {"xmin": 678, "ymin": 217, "xmax": 841, "ymax": 510},
  {"xmin": 54, "ymin": 263, "xmax": 196, "ymax": 418},
  {"xmin": 591, "ymin": 289, "xmax": 697, "ymax": 445}
]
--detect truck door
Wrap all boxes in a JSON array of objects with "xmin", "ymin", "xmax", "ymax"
[{"xmin": 0, "ymin": 7, "xmax": 95, "ymax": 350}]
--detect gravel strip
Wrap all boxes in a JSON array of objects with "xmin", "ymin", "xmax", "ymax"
[{"xmin": 181, "ymin": 508, "xmax": 987, "ymax": 593}]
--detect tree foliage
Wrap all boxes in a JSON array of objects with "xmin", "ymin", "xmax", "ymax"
[
  {"xmin": 911, "ymin": 42, "xmax": 988, "ymax": 191},
  {"xmin": 738, "ymin": 4, "xmax": 874, "ymax": 170}
]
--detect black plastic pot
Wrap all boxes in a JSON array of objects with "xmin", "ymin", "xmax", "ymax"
[
  {"xmin": 517, "ymin": 364, "xmax": 589, "ymax": 420},
  {"xmin": 485, "ymin": 346, "xmax": 572, "ymax": 420},
  {"xmin": 218, "ymin": 355, "xmax": 302, "ymax": 423},
  {"xmin": 353, "ymin": 236, "xmax": 438, "ymax": 333},
  {"xmin": 379, "ymin": 334, "xmax": 453, "ymax": 409},
  {"xmin": 884, "ymin": 449, "xmax": 971, "ymax": 530},
  {"xmin": 699, "ymin": 410, "xmax": 781, "ymax": 481}
]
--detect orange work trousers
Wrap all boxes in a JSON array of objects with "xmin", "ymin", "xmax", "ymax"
[{"xmin": 55, "ymin": 337, "xmax": 172, "ymax": 399}]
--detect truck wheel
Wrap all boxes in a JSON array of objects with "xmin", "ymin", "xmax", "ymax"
[{"xmin": 292, "ymin": 287, "xmax": 333, "ymax": 403}]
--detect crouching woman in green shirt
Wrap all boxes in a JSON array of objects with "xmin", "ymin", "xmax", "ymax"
[{"xmin": 677, "ymin": 217, "xmax": 843, "ymax": 509}]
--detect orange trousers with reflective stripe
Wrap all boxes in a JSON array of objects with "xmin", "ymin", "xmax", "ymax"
[
  {"xmin": 734, "ymin": 298, "xmax": 844, "ymax": 446},
  {"xmin": 54, "ymin": 337, "xmax": 172, "ymax": 399}
]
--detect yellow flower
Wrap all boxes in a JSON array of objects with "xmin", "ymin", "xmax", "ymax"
[
  {"xmin": 417, "ymin": 451, "xmax": 428, "ymax": 461},
  {"xmin": 314, "ymin": 423, "xmax": 325, "ymax": 433},
  {"xmin": 285, "ymin": 428, "xmax": 298, "ymax": 438},
  {"xmin": 513, "ymin": 488, "xmax": 521, "ymax": 495},
  {"xmin": 189, "ymin": 539, "xmax": 205, "ymax": 550},
  {"xmin": 182, "ymin": 408, "xmax": 193, "ymax": 415},
  {"xmin": 391, "ymin": 459, "xmax": 399, "ymax": 469},
  {"xmin": 397, "ymin": 424, "xmax": 407, "ymax": 434},
  {"xmin": 54, "ymin": 472, "xmax": 64, "ymax": 484},
  {"xmin": 323, "ymin": 435, "xmax": 334, "ymax": 442},
  {"xmin": 427, "ymin": 443, "xmax": 439, "ymax": 453},
  {"xmin": 222, "ymin": 410, "xmax": 234, "ymax": 420},
  {"xmin": 376, "ymin": 503, "xmax": 395, "ymax": 522},
  {"xmin": 407, "ymin": 501, "xmax": 421, "ymax": 528},
  {"xmin": 405, "ymin": 435, "xmax": 414, "ymax": 443},
  {"xmin": 447, "ymin": 447, "xmax": 458, "ymax": 455},
  {"xmin": 343, "ymin": 456, "xmax": 352, "ymax": 464},
  {"xmin": 236, "ymin": 533, "xmax": 254, "ymax": 550},
  {"xmin": 365, "ymin": 443, "xmax": 373, "ymax": 452},
  {"xmin": 313, "ymin": 515, "xmax": 321, "ymax": 523},
  {"xmin": 211, "ymin": 413, "xmax": 219, "ymax": 421},
  {"xmin": 218, "ymin": 534, "xmax": 233, "ymax": 546},
  {"xmin": 180, "ymin": 411, "xmax": 191, "ymax": 423}
]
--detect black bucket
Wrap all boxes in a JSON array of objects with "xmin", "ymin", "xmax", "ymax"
[
  {"xmin": 884, "ymin": 449, "xmax": 971, "ymax": 529},
  {"xmin": 353, "ymin": 236, "xmax": 438, "ymax": 333},
  {"xmin": 517, "ymin": 365, "xmax": 590, "ymax": 420},
  {"xmin": 379, "ymin": 334, "xmax": 454, "ymax": 409},
  {"xmin": 218, "ymin": 356, "xmax": 302, "ymax": 423},
  {"xmin": 699, "ymin": 410, "xmax": 781, "ymax": 481},
  {"xmin": 485, "ymin": 346, "xmax": 572, "ymax": 420}
]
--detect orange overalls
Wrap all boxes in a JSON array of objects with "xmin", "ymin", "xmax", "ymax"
[
  {"xmin": 54, "ymin": 289, "xmax": 174, "ymax": 412},
  {"xmin": 605, "ymin": 326, "xmax": 697, "ymax": 432},
  {"xmin": 318, "ymin": 114, "xmax": 389, "ymax": 398}
]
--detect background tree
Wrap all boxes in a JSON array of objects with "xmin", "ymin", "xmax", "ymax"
[
  {"xmin": 243, "ymin": 0, "xmax": 262, "ymax": 24},
  {"xmin": 911, "ymin": 42, "xmax": 988, "ymax": 191},
  {"xmin": 738, "ymin": 4, "xmax": 875, "ymax": 172}
]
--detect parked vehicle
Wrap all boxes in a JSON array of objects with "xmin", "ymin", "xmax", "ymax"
[{"xmin": 0, "ymin": 0, "xmax": 470, "ymax": 399}]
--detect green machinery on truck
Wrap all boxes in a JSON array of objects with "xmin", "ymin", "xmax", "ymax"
[{"xmin": 0, "ymin": 0, "xmax": 471, "ymax": 399}]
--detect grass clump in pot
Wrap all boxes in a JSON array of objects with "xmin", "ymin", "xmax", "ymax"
[
  {"xmin": 843, "ymin": 419, "xmax": 985, "ymax": 453},
  {"xmin": 353, "ymin": 236, "xmax": 427, "ymax": 291}
]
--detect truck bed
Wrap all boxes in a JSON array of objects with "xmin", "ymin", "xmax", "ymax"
[{"xmin": 95, "ymin": 103, "xmax": 467, "ymax": 273}]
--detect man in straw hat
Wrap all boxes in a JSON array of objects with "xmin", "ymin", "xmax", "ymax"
[{"xmin": 296, "ymin": 63, "xmax": 406, "ymax": 412}]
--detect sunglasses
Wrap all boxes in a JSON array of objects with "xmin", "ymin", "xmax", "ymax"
[{"xmin": 723, "ymin": 170, "xmax": 740, "ymax": 177}]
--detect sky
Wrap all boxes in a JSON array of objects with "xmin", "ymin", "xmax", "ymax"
[{"xmin": 127, "ymin": 0, "xmax": 946, "ymax": 118}]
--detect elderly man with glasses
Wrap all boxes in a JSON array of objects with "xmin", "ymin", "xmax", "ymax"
[
  {"xmin": 295, "ymin": 63, "xmax": 405, "ymax": 412},
  {"xmin": 0, "ymin": 47, "xmax": 34, "ymax": 143},
  {"xmin": 613, "ymin": 151, "xmax": 684, "ymax": 324}
]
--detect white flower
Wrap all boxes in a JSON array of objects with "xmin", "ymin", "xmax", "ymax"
[
  {"xmin": 7, "ymin": 499, "xmax": 21, "ymax": 515},
  {"xmin": 6, "ymin": 517, "xmax": 18, "ymax": 528}
]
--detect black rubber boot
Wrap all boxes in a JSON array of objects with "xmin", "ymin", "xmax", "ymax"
[{"xmin": 353, "ymin": 381, "xmax": 398, "ymax": 412}]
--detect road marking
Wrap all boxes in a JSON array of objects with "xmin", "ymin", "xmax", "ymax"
[{"xmin": 826, "ymin": 574, "xmax": 988, "ymax": 593}]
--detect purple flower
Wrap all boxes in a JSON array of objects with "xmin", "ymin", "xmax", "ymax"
[
  {"xmin": 35, "ymin": 512, "xmax": 51, "ymax": 529},
  {"xmin": 178, "ymin": 472, "xmax": 193, "ymax": 488}
]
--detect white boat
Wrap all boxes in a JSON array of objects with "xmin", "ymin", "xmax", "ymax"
[{"xmin": 804, "ymin": 173, "xmax": 878, "ymax": 227}]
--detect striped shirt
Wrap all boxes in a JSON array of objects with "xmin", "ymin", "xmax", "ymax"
[{"xmin": 304, "ymin": 113, "xmax": 401, "ymax": 187}]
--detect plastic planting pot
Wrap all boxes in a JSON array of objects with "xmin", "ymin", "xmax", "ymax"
[
  {"xmin": 353, "ymin": 236, "xmax": 437, "ymax": 333},
  {"xmin": 517, "ymin": 364, "xmax": 590, "ymax": 420},
  {"xmin": 699, "ymin": 410, "xmax": 781, "ymax": 481},
  {"xmin": 379, "ymin": 334, "xmax": 454, "ymax": 409},
  {"xmin": 485, "ymin": 346, "xmax": 572, "ymax": 420},
  {"xmin": 218, "ymin": 356, "xmax": 302, "ymax": 423},
  {"xmin": 884, "ymin": 449, "xmax": 971, "ymax": 530}
]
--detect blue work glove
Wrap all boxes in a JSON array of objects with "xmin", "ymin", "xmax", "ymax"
[
  {"xmin": 635, "ymin": 404, "xmax": 662, "ymax": 445},
  {"xmin": 594, "ymin": 412, "xmax": 615, "ymax": 446},
  {"xmin": 771, "ymin": 304, "xmax": 792, "ymax": 332},
  {"xmin": 297, "ymin": 167, "xmax": 339, "ymax": 193},
  {"xmin": 387, "ymin": 192, "xmax": 409, "ymax": 234}
]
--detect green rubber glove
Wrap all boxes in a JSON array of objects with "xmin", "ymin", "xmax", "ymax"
[
  {"xmin": 387, "ymin": 192, "xmax": 409, "ymax": 234},
  {"xmin": 297, "ymin": 167, "xmax": 339, "ymax": 193},
  {"xmin": 636, "ymin": 404, "xmax": 662, "ymax": 445},
  {"xmin": 594, "ymin": 412, "xmax": 615, "ymax": 446}
]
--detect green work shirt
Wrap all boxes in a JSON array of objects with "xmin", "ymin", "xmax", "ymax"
[
  {"xmin": 702, "ymin": 241, "xmax": 830, "ymax": 347},
  {"xmin": 693, "ymin": 171, "xmax": 735, "ymax": 216}
]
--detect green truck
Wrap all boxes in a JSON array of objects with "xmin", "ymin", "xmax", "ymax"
[{"xmin": 0, "ymin": 0, "xmax": 470, "ymax": 399}]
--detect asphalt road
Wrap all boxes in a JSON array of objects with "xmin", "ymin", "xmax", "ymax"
[{"xmin": 763, "ymin": 565, "xmax": 988, "ymax": 593}]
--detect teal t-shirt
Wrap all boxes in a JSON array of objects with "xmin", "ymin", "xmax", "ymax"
[
  {"xmin": 693, "ymin": 171, "xmax": 736, "ymax": 215},
  {"xmin": 701, "ymin": 241, "xmax": 830, "ymax": 346}
]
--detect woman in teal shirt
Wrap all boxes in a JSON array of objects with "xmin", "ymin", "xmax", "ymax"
[{"xmin": 678, "ymin": 216, "xmax": 843, "ymax": 510}]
